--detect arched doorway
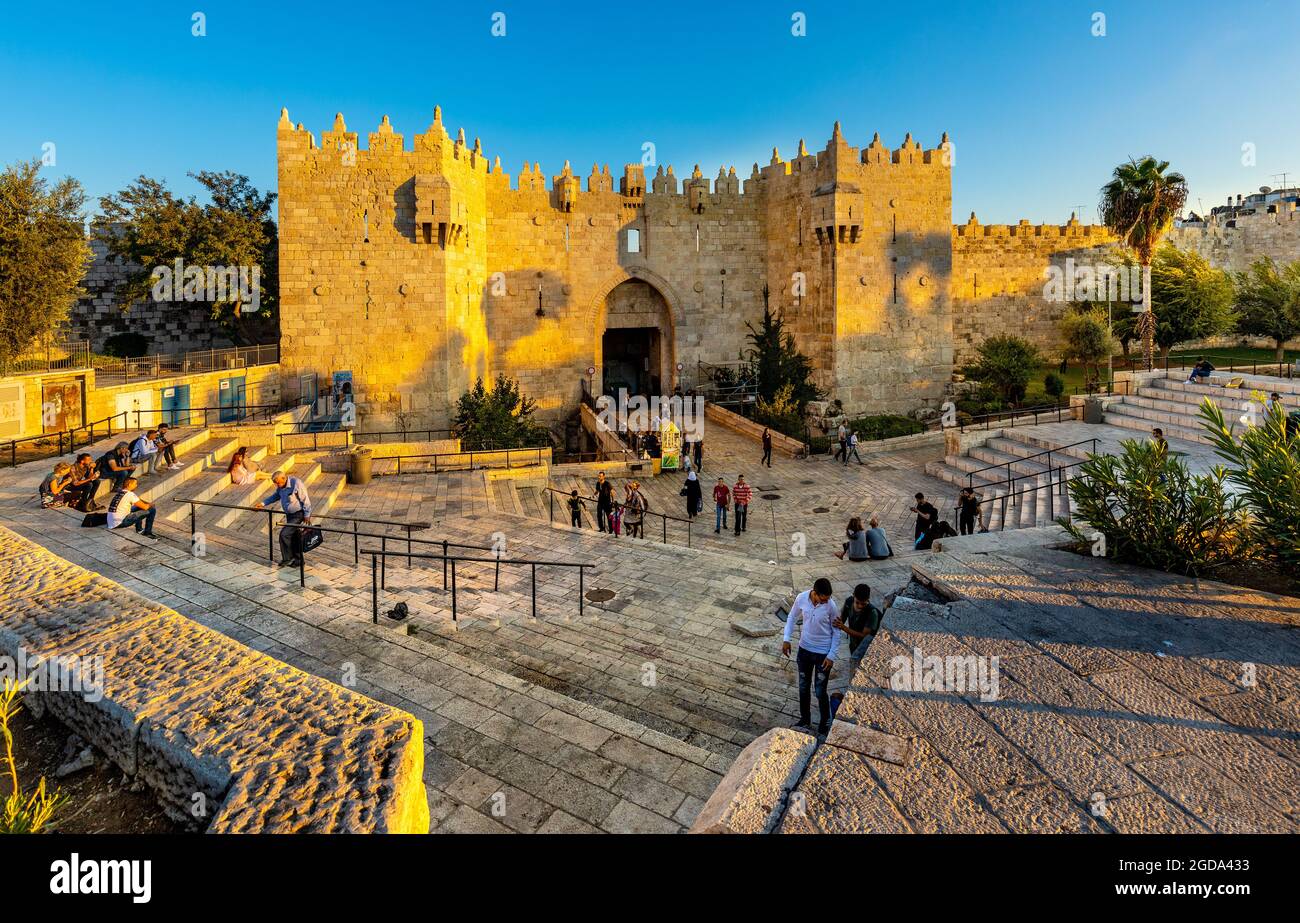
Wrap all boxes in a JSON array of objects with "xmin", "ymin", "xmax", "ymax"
[{"xmin": 599, "ymin": 279, "xmax": 675, "ymax": 398}]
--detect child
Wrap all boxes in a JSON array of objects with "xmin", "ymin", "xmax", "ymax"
[
  {"xmin": 609, "ymin": 503, "xmax": 622, "ymax": 537},
  {"xmin": 567, "ymin": 489, "xmax": 584, "ymax": 528}
]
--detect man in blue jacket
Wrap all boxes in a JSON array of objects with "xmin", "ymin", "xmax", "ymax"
[{"xmin": 255, "ymin": 471, "xmax": 313, "ymax": 567}]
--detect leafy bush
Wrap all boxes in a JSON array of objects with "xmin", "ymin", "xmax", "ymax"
[
  {"xmin": 102, "ymin": 331, "xmax": 149, "ymax": 358},
  {"xmin": 1, "ymin": 680, "xmax": 68, "ymax": 834},
  {"xmin": 1044, "ymin": 371, "xmax": 1065, "ymax": 400},
  {"xmin": 967, "ymin": 335, "xmax": 1042, "ymax": 405},
  {"xmin": 755, "ymin": 382, "xmax": 804, "ymax": 440},
  {"xmin": 452, "ymin": 374, "xmax": 554, "ymax": 451},
  {"xmin": 1062, "ymin": 438, "xmax": 1252, "ymax": 576},
  {"xmin": 850, "ymin": 414, "xmax": 924, "ymax": 441},
  {"xmin": 1198, "ymin": 399, "xmax": 1300, "ymax": 574}
]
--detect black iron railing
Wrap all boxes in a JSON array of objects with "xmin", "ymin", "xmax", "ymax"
[
  {"xmin": 92, "ymin": 343, "xmax": 279, "ymax": 386},
  {"xmin": 543, "ymin": 486, "xmax": 692, "ymax": 547},
  {"xmin": 963, "ymin": 438, "xmax": 1098, "ymax": 491},
  {"xmin": 133, "ymin": 403, "xmax": 286, "ymax": 429},
  {"xmin": 1, "ymin": 411, "xmax": 130, "ymax": 469},
  {"xmin": 375, "ymin": 447, "xmax": 548, "ymax": 475}
]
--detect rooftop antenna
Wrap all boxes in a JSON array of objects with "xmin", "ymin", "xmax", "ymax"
[
  {"xmin": 1072, "ymin": 204, "xmax": 1086, "ymax": 223},
  {"xmin": 1270, "ymin": 172, "xmax": 1292, "ymax": 194}
]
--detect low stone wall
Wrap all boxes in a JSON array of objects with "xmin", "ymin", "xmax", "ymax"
[
  {"xmin": 0, "ymin": 525, "xmax": 428, "ymax": 833},
  {"xmin": 704, "ymin": 403, "xmax": 804, "ymax": 456}
]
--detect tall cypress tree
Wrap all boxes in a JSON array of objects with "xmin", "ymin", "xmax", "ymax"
[{"xmin": 745, "ymin": 284, "xmax": 821, "ymax": 409}]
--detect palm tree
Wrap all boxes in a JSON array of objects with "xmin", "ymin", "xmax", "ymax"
[{"xmin": 1099, "ymin": 157, "xmax": 1188, "ymax": 370}]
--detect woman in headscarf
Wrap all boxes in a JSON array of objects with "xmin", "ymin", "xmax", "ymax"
[{"xmin": 683, "ymin": 470, "xmax": 702, "ymax": 519}]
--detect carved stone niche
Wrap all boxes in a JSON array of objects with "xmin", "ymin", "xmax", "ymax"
[{"xmin": 414, "ymin": 173, "xmax": 464, "ymax": 247}]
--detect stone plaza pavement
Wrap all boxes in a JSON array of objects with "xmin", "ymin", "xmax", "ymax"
[{"xmin": 2, "ymin": 418, "xmax": 1296, "ymax": 833}]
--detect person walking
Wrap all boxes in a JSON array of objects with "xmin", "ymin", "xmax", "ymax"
[
  {"xmin": 846, "ymin": 430, "xmax": 863, "ymax": 465},
  {"xmin": 761, "ymin": 428, "xmax": 773, "ymax": 468},
  {"xmin": 782, "ymin": 577, "xmax": 841, "ymax": 736},
  {"xmin": 255, "ymin": 471, "xmax": 313, "ymax": 568},
  {"xmin": 956, "ymin": 487, "xmax": 986, "ymax": 536},
  {"xmin": 595, "ymin": 471, "xmax": 614, "ymax": 533},
  {"xmin": 623, "ymin": 481, "xmax": 647, "ymax": 539},
  {"xmin": 683, "ymin": 470, "xmax": 702, "ymax": 519},
  {"xmin": 834, "ymin": 423, "xmax": 848, "ymax": 462},
  {"xmin": 732, "ymin": 474, "xmax": 752, "ymax": 535},
  {"xmin": 712, "ymin": 477, "xmax": 730, "ymax": 533},
  {"xmin": 693, "ymin": 437, "xmax": 703, "ymax": 473}
]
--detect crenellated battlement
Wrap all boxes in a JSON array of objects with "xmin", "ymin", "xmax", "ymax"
[{"xmin": 953, "ymin": 211, "xmax": 1113, "ymax": 239}]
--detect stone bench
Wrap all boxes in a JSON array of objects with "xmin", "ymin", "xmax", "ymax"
[{"xmin": 0, "ymin": 524, "xmax": 429, "ymax": 833}]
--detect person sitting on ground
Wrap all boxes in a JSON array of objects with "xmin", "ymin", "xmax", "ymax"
[
  {"xmin": 915, "ymin": 518, "xmax": 958, "ymax": 551},
  {"xmin": 864, "ymin": 516, "xmax": 893, "ymax": 559},
  {"xmin": 227, "ymin": 446, "xmax": 261, "ymax": 485},
  {"xmin": 105, "ymin": 476, "xmax": 157, "ymax": 540},
  {"xmin": 130, "ymin": 429, "xmax": 161, "ymax": 472},
  {"xmin": 1265, "ymin": 392, "xmax": 1285, "ymax": 415},
  {"xmin": 97, "ymin": 442, "xmax": 135, "ymax": 491},
  {"xmin": 567, "ymin": 489, "xmax": 584, "ymax": 528},
  {"xmin": 1186, "ymin": 357, "xmax": 1215, "ymax": 384},
  {"xmin": 834, "ymin": 516, "xmax": 869, "ymax": 561},
  {"xmin": 39, "ymin": 462, "xmax": 74, "ymax": 508},
  {"xmin": 154, "ymin": 423, "xmax": 183, "ymax": 469},
  {"xmin": 66, "ymin": 453, "xmax": 102, "ymax": 512},
  {"xmin": 834, "ymin": 583, "xmax": 883, "ymax": 661}
]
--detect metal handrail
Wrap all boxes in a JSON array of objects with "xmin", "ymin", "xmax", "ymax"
[
  {"xmin": 133, "ymin": 403, "xmax": 285, "ymax": 429},
  {"xmin": 964, "ymin": 438, "xmax": 1098, "ymax": 489},
  {"xmin": 377, "ymin": 447, "xmax": 548, "ymax": 475},
  {"xmin": 543, "ymin": 485, "xmax": 692, "ymax": 547},
  {"xmin": 950, "ymin": 457, "xmax": 1092, "ymax": 533},
  {"xmin": 352, "ymin": 428, "xmax": 456, "ymax": 443},
  {"xmin": 1, "ymin": 411, "xmax": 130, "ymax": 469},
  {"xmin": 361, "ymin": 545, "xmax": 593, "ymax": 624},
  {"xmin": 277, "ymin": 429, "xmax": 353, "ymax": 453}
]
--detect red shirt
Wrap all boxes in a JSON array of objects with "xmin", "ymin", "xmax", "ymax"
[
  {"xmin": 713, "ymin": 484, "xmax": 730, "ymax": 506},
  {"xmin": 732, "ymin": 482, "xmax": 752, "ymax": 505}
]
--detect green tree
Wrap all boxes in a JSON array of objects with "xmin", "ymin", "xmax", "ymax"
[
  {"xmin": 745, "ymin": 286, "xmax": 821, "ymax": 412},
  {"xmin": 1233, "ymin": 257, "xmax": 1300, "ymax": 362},
  {"xmin": 0, "ymin": 160, "xmax": 91, "ymax": 369},
  {"xmin": 1149, "ymin": 244, "xmax": 1234, "ymax": 357},
  {"xmin": 1099, "ymin": 157, "xmax": 1188, "ymax": 370},
  {"xmin": 95, "ymin": 171, "xmax": 278, "ymax": 345},
  {"xmin": 969, "ymin": 335, "xmax": 1042, "ymax": 405},
  {"xmin": 452, "ymin": 374, "xmax": 553, "ymax": 451},
  {"xmin": 1058, "ymin": 308, "xmax": 1116, "ymax": 389}
]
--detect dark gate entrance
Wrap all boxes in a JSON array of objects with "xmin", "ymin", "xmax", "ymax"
[{"xmin": 601, "ymin": 327, "xmax": 661, "ymax": 398}]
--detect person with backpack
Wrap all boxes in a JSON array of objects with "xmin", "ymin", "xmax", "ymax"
[
  {"xmin": 845, "ymin": 430, "xmax": 863, "ymax": 465},
  {"xmin": 834, "ymin": 583, "xmax": 883, "ymax": 662},
  {"xmin": 105, "ymin": 476, "xmax": 157, "ymax": 540},
  {"xmin": 130, "ymin": 429, "xmax": 161, "ymax": 471},
  {"xmin": 781, "ymin": 577, "xmax": 841, "ymax": 736},
  {"xmin": 97, "ymin": 443, "xmax": 135, "ymax": 491}
]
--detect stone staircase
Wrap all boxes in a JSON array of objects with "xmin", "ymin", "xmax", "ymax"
[{"xmin": 1102, "ymin": 371, "xmax": 1300, "ymax": 445}]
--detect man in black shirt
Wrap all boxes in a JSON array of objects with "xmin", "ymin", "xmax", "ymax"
[
  {"xmin": 97, "ymin": 443, "xmax": 135, "ymax": 491},
  {"xmin": 594, "ymin": 472, "xmax": 614, "ymax": 532},
  {"xmin": 834, "ymin": 584, "xmax": 883, "ymax": 661},
  {"xmin": 911, "ymin": 492, "xmax": 937, "ymax": 540},
  {"xmin": 957, "ymin": 486, "xmax": 986, "ymax": 535}
]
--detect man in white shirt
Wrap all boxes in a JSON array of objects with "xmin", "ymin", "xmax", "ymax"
[
  {"xmin": 781, "ymin": 577, "xmax": 841, "ymax": 735},
  {"xmin": 105, "ymin": 477, "xmax": 157, "ymax": 539}
]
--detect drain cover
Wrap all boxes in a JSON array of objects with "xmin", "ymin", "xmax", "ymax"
[
  {"xmin": 801, "ymin": 479, "xmax": 816, "ymax": 485},
  {"xmin": 585, "ymin": 588, "xmax": 616, "ymax": 603},
  {"xmin": 813, "ymin": 507, "xmax": 830, "ymax": 514},
  {"xmin": 761, "ymin": 493, "xmax": 781, "ymax": 500}
]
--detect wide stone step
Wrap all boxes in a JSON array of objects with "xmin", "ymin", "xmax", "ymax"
[
  {"xmin": 1102, "ymin": 409, "xmax": 1213, "ymax": 445},
  {"xmin": 163, "ymin": 445, "xmax": 271, "ymax": 522}
]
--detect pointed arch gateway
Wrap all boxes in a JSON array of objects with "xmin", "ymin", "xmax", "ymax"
[{"xmin": 590, "ymin": 268, "xmax": 684, "ymax": 398}]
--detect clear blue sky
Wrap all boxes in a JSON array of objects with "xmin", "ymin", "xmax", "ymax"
[{"xmin": 3, "ymin": 0, "xmax": 1297, "ymax": 224}]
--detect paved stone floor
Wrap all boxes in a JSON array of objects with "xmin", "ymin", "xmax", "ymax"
[{"xmin": 4, "ymin": 419, "xmax": 1295, "ymax": 834}]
